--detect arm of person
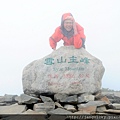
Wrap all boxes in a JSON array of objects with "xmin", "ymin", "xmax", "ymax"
[
  {"xmin": 73, "ymin": 23, "xmax": 86, "ymax": 49},
  {"xmin": 49, "ymin": 27, "xmax": 62, "ymax": 50}
]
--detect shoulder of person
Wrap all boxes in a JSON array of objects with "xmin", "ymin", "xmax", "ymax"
[
  {"xmin": 54, "ymin": 26, "xmax": 62, "ymax": 33},
  {"xmin": 75, "ymin": 22, "xmax": 84, "ymax": 30}
]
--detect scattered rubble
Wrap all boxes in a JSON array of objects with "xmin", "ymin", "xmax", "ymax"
[{"xmin": 1, "ymin": 92, "xmax": 120, "ymax": 116}]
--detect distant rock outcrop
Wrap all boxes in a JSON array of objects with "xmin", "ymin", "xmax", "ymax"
[{"xmin": 22, "ymin": 46, "xmax": 105, "ymax": 96}]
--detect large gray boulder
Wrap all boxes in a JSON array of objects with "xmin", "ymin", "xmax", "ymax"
[{"xmin": 22, "ymin": 46, "xmax": 105, "ymax": 95}]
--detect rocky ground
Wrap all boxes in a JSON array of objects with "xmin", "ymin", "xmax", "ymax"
[
  {"xmin": 0, "ymin": 47, "xmax": 115, "ymax": 120},
  {"xmin": 0, "ymin": 91, "xmax": 120, "ymax": 120}
]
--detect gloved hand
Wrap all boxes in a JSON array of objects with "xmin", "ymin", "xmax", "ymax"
[
  {"xmin": 53, "ymin": 48, "xmax": 56, "ymax": 51},
  {"xmin": 73, "ymin": 21, "xmax": 78, "ymax": 35}
]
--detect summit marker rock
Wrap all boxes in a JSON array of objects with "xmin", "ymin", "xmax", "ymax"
[{"xmin": 22, "ymin": 46, "xmax": 105, "ymax": 95}]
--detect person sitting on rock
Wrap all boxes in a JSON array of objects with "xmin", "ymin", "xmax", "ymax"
[{"xmin": 49, "ymin": 13, "xmax": 86, "ymax": 50}]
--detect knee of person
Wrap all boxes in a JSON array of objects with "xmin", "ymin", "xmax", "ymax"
[
  {"xmin": 74, "ymin": 45, "xmax": 81, "ymax": 49},
  {"xmin": 82, "ymin": 45, "xmax": 85, "ymax": 49}
]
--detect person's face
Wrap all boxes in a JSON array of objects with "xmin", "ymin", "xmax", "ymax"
[{"xmin": 63, "ymin": 19, "xmax": 73, "ymax": 31}]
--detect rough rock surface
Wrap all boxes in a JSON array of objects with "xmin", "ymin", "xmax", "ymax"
[
  {"xmin": 22, "ymin": 46, "xmax": 105, "ymax": 95},
  {"xmin": 0, "ymin": 103, "xmax": 26, "ymax": 114},
  {"xmin": 1, "ymin": 92, "xmax": 120, "ymax": 119}
]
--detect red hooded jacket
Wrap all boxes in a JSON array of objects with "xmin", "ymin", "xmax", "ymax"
[{"xmin": 49, "ymin": 13, "xmax": 86, "ymax": 49}]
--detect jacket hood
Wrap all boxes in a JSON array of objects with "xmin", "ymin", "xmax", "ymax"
[
  {"xmin": 61, "ymin": 13, "xmax": 75, "ymax": 39},
  {"xmin": 61, "ymin": 13, "xmax": 74, "ymax": 24}
]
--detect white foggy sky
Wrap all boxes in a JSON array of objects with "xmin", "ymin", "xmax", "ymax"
[{"xmin": 0, "ymin": 0, "xmax": 120, "ymax": 95}]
